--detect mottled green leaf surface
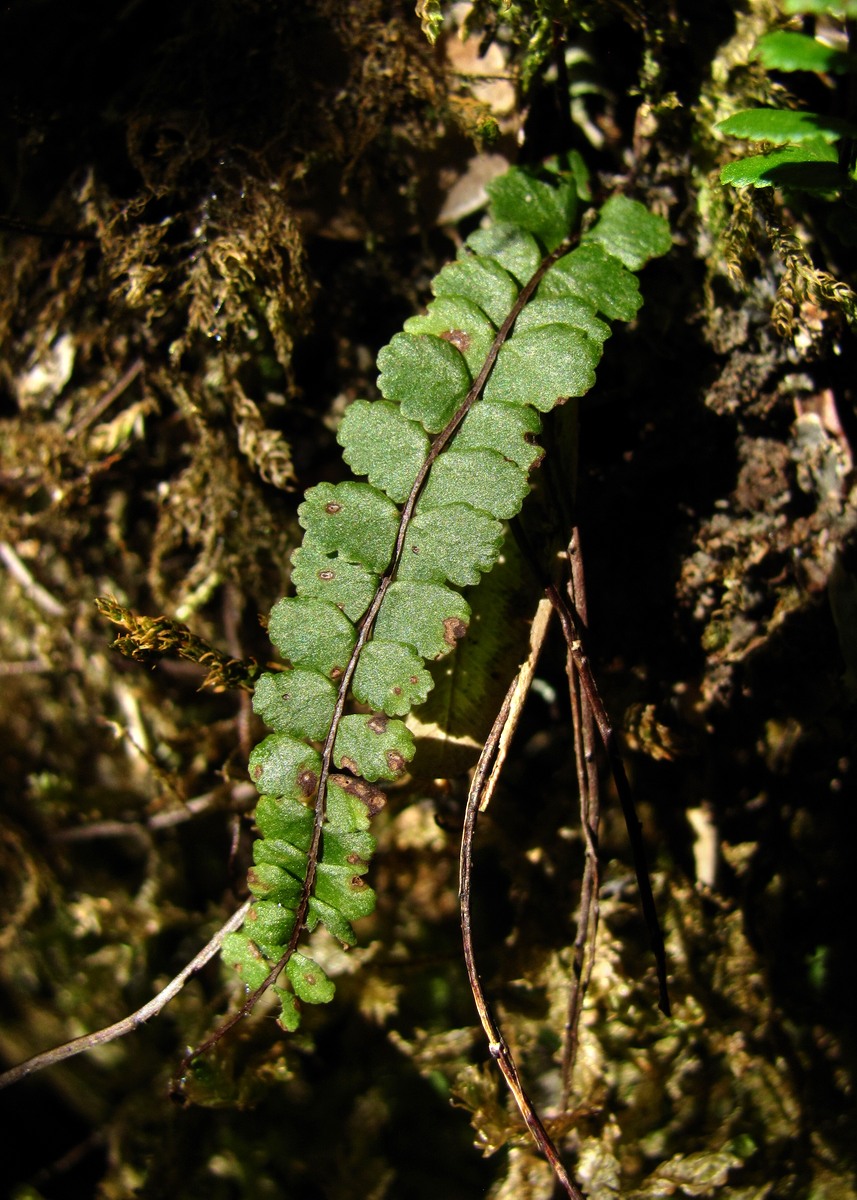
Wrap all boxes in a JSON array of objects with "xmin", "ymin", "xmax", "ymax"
[
  {"xmin": 454, "ymin": 400, "xmax": 544, "ymax": 470},
  {"xmin": 403, "ymin": 296, "xmax": 496, "ymax": 374},
  {"xmin": 326, "ymin": 775, "xmax": 382, "ymax": 832},
  {"xmin": 582, "ymin": 194, "xmax": 672, "ymax": 270},
  {"xmin": 755, "ymin": 29, "xmax": 852, "ymax": 74},
  {"xmin": 484, "ymin": 324, "xmax": 601, "ymax": 408},
  {"xmin": 538, "ymin": 243, "xmax": 643, "ymax": 320},
  {"xmin": 334, "ymin": 713, "xmax": 415, "ymax": 782},
  {"xmin": 268, "ymin": 596, "xmax": 356, "ymax": 677},
  {"xmin": 314, "ymin": 864, "xmax": 376, "ymax": 921},
  {"xmin": 718, "ymin": 107, "xmax": 857, "ymax": 145},
  {"xmin": 377, "ymin": 332, "xmax": 472, "ymax": 431},
  {"xmin": 289, "ymin": 545, "xmax": 377, "ymax": 621},
  {"xmin": 399, "ymin": 504, "xmax": 506, "ymax": 586},
  {"xmin": 513, "ymin": 297, "xmax": 611, "ymax": 346},
  {"xmin": 298, "ymin": 481, "xmax": 399, "ymax": 573},
  {"xmin": 255, "ymin": 794, "xmax": 315, "ymax": 849},
  {"xmin": 287, "ymin": 952, "xmax": 335, "ymax": 1004},
  {"xmin": 252, "ymin": 668, "xmax": 337, "ymax": 741},
  {"xmin": 248, "ymin": 734, "xmax": 321, "ymax": 801},
  {"xmin": 247, "ymin": 862, "xmax": 304, "ymax": 905},
  {"xmin": 320, "ymin": 827, "xmax": 375, "ymax": 871},
  {"xmin": 221, "ymin": 932, "xmax": 271, "ymax": 991},
  {"xmin": 374, "ymin": 581, "xmax": 471, "ymax": 659},
  {"xmin": 417, "ymin": 448, "xmax": 529, "ymax": 520},
  {"xmin": 463, "ymin": 223, "xmax": 543, "ymax": 285},
  {"xmin": 352, "ymin": 639, "xmax": 434, "ymax": 716},
  {"xmin": 338, "ymin": 399, "xmax": 430, "ymax": 503},
  {"xmin": 486, "ymin": 166, "xmax": 579, "ymax": 250},
  {"xmin": 432, "ymin": 257, "xmax": 520, "ymax": 327}
]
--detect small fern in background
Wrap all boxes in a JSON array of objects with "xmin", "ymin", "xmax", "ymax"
[
  {"xmin": 220, "ymin": 163, "xmax": 671, "ymax": 1032},
  {"xmin": 717, "ymin": 0, "xmax": 857, "ymax": 329},
  {"xmin": 719, "ymin": 0, "xmax": 856, "ymax": 195}
]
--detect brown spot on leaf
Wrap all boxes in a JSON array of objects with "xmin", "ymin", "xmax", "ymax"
[
  {"xmin": 330, "ymin": 666, "xmax": 344, "ymax": 680},
  {"xmin": 340, "ymin": 756, "xmax": 360, "ymax": 775},
  {"xmin": 523, "ymin": 432, "xmax": 538, "ymax": 444},
  {"xmin": 350, "ymin": 876, "xmax": 367, "ymax": 891},
  {"xmin": 393, "ymin": 685, "xmax": 402, "ymax": 695},
  {"xmin": 443, "ymin": 616, "xmax": 468, "ymax": 647},
  {"xmin": 440, "ymin": 328, "xmax": 472, "ymax": 354},
  {"xmin": 367, "ymin": 714, "xmax": 388, "ymax": 734},
  {"xmin": 325, "ymin": 502, "xmax": 342, "ymax": 514},
  {"xmin": 318, "ymin": 569, "xmax": 335, "ymax": 581},
  {"xmin": 251, "ymin": 765, "xmax": 263, "ymax": 781},
  {"xmin": 410, "ymin": 544, "xmax": 420, "ymax": 554},
  {"xmin": 297, "ymin": 769, "xmax": 318, "ymax": 797},
  {"xmin": 386, "ymin": 750, "xmax": 406, "ymax": 775},
  {"xmin": 409, "ymin": 675, "xmax": 418, "ymax": 685},
  {"xmin": 346, "ymin": 852, "xmax": 367, "ymax": 867},
  {"xmin": 330, "ymin": 773, "xmax": 386, "ymax": 816}
]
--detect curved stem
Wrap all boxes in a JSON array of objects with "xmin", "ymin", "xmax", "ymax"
[
  {"xmin": 0, "ymin": 901, "xmax": 251, "ymax": 1091},
  {"xmin": 546, "ymin": 580, "xmax": 670, "ymax": 1017},
  {"xmin": 560, "ymin": 528, "xmax": 601, "ymax": 1107},
  {"xmin": 459, "ymin": 678, "xmax": 585, "ymax": 1200}
]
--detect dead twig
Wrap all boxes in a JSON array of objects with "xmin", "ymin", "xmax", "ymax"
[
  {"xmin": 0, "ymin": 900, "xmax": 252, "ymax": 1091},
  {"xmin": 480, "ymin": 596, "xmax": 553, "ymax": 814},
  {"xmin": 68, "ymin": 358, "xmax": 144, "ymax": 436},
  {"xmin": 560, "ymin": 527, "xmax": 602, "ymax": 1107},
  {"xmin": 511, "ymin": 519, "xmax": 670, "ymax": 1017},
  {"xmin": 1, "ymin": 541, "xmax": 66, "ymax": 617},
  {"xmin": 546, "ymin": 577, "xmax": 671, "ymax": 1017},
  {"xmin": 460, "ymin": 676, "xmax": 586, "ymax": 1200}
]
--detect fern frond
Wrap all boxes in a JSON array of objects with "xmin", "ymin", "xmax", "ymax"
[{"xmin": 222, "ymin": 165, "xmax": 671, "ymax": 1031}]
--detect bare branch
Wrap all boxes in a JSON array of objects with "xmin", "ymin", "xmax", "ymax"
[
  {"xmin": 545, "ymin": 578, "xmax": 671, "ymax": 1017},
  {"xmin": 68, "ymin": 358, "xmax": 144, "ymax": 436},
  {"xmin": 511, "ymin": 520, "xmax": 670, "ymax": 1017},
  {"xmin": 481, "ymin": 596, "xmax": 553, "ymax": 814},
  {"xmin": 459, "ymin": 677, "xmax": 586, "ymax": 1200},
  {"xmin": 1, "ymin": 541, "xmax": 66, "ymax": 617},
  {"xmin": 0, "ymin": 900, "xmax": 251, "ymax": 1091},
  {"xmin": 560, "ymin": 528, "xmax": 602, "ymax": 1108}
]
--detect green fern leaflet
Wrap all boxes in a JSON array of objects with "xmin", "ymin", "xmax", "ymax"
[{"xmin": 718, "ymin": 1, "xmax": 857, "ymax": 193}]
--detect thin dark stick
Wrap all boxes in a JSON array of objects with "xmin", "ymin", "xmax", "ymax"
[
  {"xmin": 510, "ymin": 520, "xmax": 670, "ymax": 1016},
  {"xmin": 560, "ymin": 528, "xmax": 601, "ymax": 1108},
  {"xmin": 68, "ymin": 359, "xmax": 144, "ymax": 436},
  {"xmin": 184, "ymin": 235, "xmax": 579, "ymax": 1065},
  {"xmin": 460, "ymin": 678, "xmax": 585, "ymax": 1200},
  {"xmin": 546, "ymin": 580, "xmax": 670, "ymax": 1017}
]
